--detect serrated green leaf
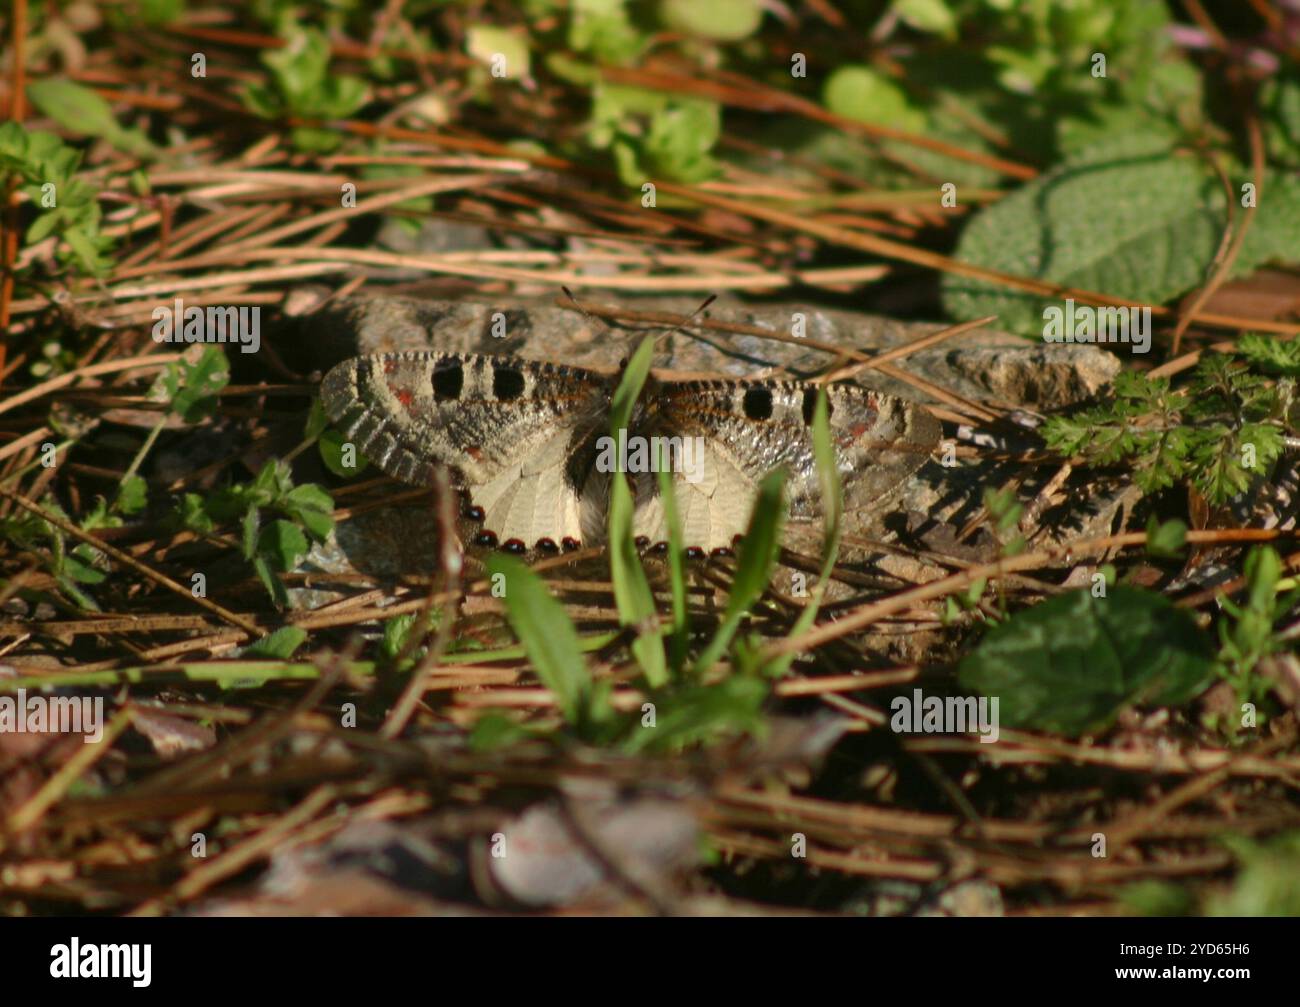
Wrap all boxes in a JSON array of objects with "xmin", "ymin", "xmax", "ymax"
[
  {"xmin": 281, "ymin": 483, "xmax": 335, "ymax": 540},
  {"xmin": 258, "ymin": 518, "xmax": 307, "ymax": 571},
  {"xmin": 944, "ymin": 133, "xmax": 1300, "ymax": 335}
]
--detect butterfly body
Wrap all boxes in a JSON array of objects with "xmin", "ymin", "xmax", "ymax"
[{"xmin": 321, "ymin": 351, "xmax": 940, "ymax": 553}]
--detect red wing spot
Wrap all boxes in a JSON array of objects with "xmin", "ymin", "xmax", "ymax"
[
  {"xmin": 394, "ymin": 388, "xmax": 414, "ymax": 408},
  {"xmin": 383, "ymin": 359, "xmax": 398, "ymax": 375},
  {"xmin": 466, "ymin": 446, "xmax": 483, "ymax": 461}
]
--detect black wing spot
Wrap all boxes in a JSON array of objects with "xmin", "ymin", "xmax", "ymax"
[
  {"xmin": 502, "ymin": 538, "xmax": 527, "ymax": 554},
  {"xmin": 743, "ymin": 387, "xmax": 774, "ymax": 421},
  {"xmin": 492, "ymin": 366, "xmax": 527, "ymax": 401},
  {"xmin": 535, "ymin": 537, "xmax": 559, "ymax": 554},
  {"xmin": 802, "ymin": 387, "xmax": 832, "ymax": 425},
  {"xmin": 432, "ymin": 361, "xmax": 464, "ymax": 400},
  {"xmin": 474, "ymin": 530, "xmax": 499, "ymax": 547}
]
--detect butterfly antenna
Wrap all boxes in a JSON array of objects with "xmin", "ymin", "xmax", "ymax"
[
  {"xmin": 561, "ymin": 287, "xmax": 717, "ymax": 358},
  {"xmin": 652, "ymin": 293, "xmax": 716, "ymax": 354},
  {"xmin": 560, "ymin": 286, "xmax": 615, "ymax": 336}
]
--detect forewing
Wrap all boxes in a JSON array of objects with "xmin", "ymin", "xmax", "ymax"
[
  {"xmin": 321, "ymin": 352, "xmax": 609, "ymax": 549},
  {"xmin": 635, "ymin": 378, "xmax": 940, "ymax": 547}
]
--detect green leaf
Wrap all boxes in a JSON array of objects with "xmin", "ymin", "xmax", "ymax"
[
  {"xmin": 178, "ymin": 493, "xmax": 214, "ymax": 534},
  {"xmin": 240, "ymin": 504, "xmax": 260, "ymax": 561},
  {"xmin": 1121, "ymin": 880, "xmax": 1197, "ymax": 917},
  {"xmin": 466, "ymin": 24, "xmax": 531, "ymax": 79},
  {"xmin": 258, "ymin": 519, "xmax": 309, "ymax": 571},
  {"xmin": 252, "ymin": 554, "xmax": 289, "ymax": 607},
  {"xmin": 114, "ymin": 475, "xmax": 148, "ymax": 516},
  {"xmin": 569, "ymin": 0, "xmax": 646, "ymax": 64},
  {"xmin": 606, "ymin": 335, "xmax": 666, "ymax": 686},
  {"xmin": 893, "ymin": 0, "xmax": 957, "ymax": 38},
  {"xmin": 487, "ymin": 554, "xmax": 590, "ymax": 724},
  {"xmin": 64, "ymin": 548, "xmax": 107, "ymax": 585},
  {"xmin": 381, "ymin": 613, "xmax": 419, "ymax": 662},
  {"xmin": 624, "ymin": 675, "xmax": 768, "ymax": 753},
  {"xmin": 155, "ymin": 346, "xmax": 230, "ymax": 423},
  {"xmin": 765, "ymin": 388, "xmax": 840, "ymax": 678},
  {"xmin": 281, "ymin": 483, "xmax": 335, "ymax": 540},
  {"xmin": 319, "ymin": 426, "xmax": 369, "ymax": 477},
  {"xmin": 943, "ymin": 132, "xmax": 1300, "ymax": 335},
  {"xmin": 609, "ymin": 469, "xmax": 666, "ymax": 686},
  {"xmin": 1145, "ymin": 516, "xmax": 1187, "ymax": 558},
  {"xmin": 658, "ymin": 0, "xmax": 763, "ymax": 42},
  {"xmin": 27, "ymin": 78, "xmax": 157, "ymax": 158},
  {"xmin": 1262, "ymin": 72, "xmax": 1300, "ymax": 165},
  {"xmin": 303, "ymin": 398, "xmax": 330, "ymax": 440},
  {"xmin": 823, "ymin": 65, "xmax": 928, "ymax": 132},
  {"xmin": 1208, "ymin": 832, "xmax": 1300, "ymax": 916},
  {"xmin": 693, "ymin": 468, "xmax": 786, "ymax": 675},
  {"xmin": 958, "ymin": 586, "xmax": 1214, "ymax": 735},
  {"xmin": 245, "ymin": 626, "xmax": 308, "ymax": 659},
  {"xmin": 468, "ymin": 712, "xmax": 533, "ymax": 752},
  {"xmin": 657, "ymin": 459, "xmax": 689, "ymax": 676},
  {"xmin": 1236, "ymin": 333, "xmax": 1300, "ymax": 376},
  {"xmin": 609, "ymin": 335, "xmax": 655, "ymax": 436}
]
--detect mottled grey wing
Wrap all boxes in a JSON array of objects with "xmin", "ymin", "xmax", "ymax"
[
  {"xmin": 321, "ymin": 352, "xmax": 610, "ymax": 551},
  {"xmin": 633, "ymin": 378, "xmax": 940, "ymax": 549}
]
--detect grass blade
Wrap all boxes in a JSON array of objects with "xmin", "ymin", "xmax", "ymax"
[
  {"xmin": 765, "ymin": 388, "xmax": 842, "ymax": 677},
  {"xmin": 487, "ymin": 553, "xmax": 590, "ymax": 723},
  {"xmin": 658, "ymin": 455, "xmax": 689, "ymax": 675},
  {"xmin": 606, "ymin": 336, "xmax": 668, "ymax": 686},
  {"xmin": 693, "ymin": 468, "xmax": 787, "ymax": 675}
]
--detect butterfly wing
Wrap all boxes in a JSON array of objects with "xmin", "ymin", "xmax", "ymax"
[
  {"xmin": 632, "ymin": 379, "xmax": 940, "ymax": 550},
  {"xmin": 321, "ymin": 352, "xmax": 610, "ymax": 551}
]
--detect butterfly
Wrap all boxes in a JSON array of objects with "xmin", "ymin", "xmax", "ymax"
[{"xmin": 320, "ymin": 352, "xmax": 941, "ymax": 555}]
